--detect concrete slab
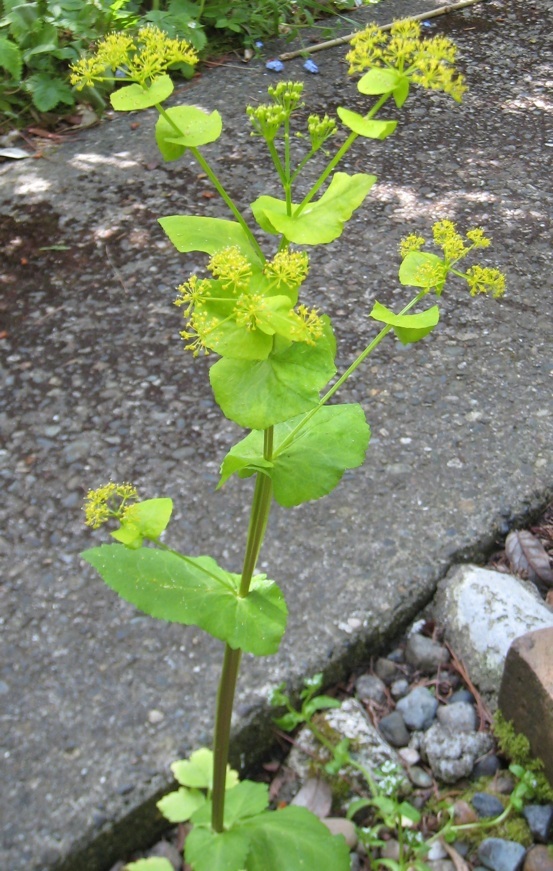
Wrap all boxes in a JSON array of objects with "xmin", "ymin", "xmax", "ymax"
[{"xmin": 1, "ymin": 0, "xmax": 552, "ymax": 869}]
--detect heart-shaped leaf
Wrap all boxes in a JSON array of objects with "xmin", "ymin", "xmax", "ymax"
[
  {"xmin": 155, "ymin": 105, "xmax": 222, "ymax": 160},
  {"xmin": 337, "ymin": 107, "xmax": 397, "ymax": 140},
  {"xmin": 219, "ymin": 404, "xmax": 370, "ymax": 507},
  {"xmin": 81, "ymin": 546, "xmax": 287, "ymax": 655},
  {"xmin": 110, "ymin": 74, "xmax": 173, "ymax": 111},
  {"xmin": 210, "ymin": 323, "xmax": 336, "ymax": 429},
  {"xmin": 369, "ymin": 301, "xmax": 439, "ymax": 344},
  {"xmin": 158, "ymin": 215, "xmax": 263, "ymax": 266},
  {"xmin": 251, "ymin": 172, "xmax": 376, "ymax": 244}
]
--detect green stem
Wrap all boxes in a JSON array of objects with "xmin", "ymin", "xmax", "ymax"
[
  {"xmin": 154, "ymin": 103, "xmax": 265, "ymax": 263},
  {"xmin": 294, "ymin": 92, "xmax": 392, "ymax": 218},
  {"xmin": 211, "ymin": 428, "xmax": 274, "ymax": 832},
  {"xmin": 273, "ymin": 290, "xmax": 426, "ymax": 458}
]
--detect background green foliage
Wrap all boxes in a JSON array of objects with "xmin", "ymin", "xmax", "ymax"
[{"xmin": 0, "ymin": 0, "xmax": 376, "ymax": 130}]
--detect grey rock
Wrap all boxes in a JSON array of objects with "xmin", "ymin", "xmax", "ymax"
[
  {"xmin": 478, "ymin": 838, "xmax": 526, "ymax": 871},
  {"xmin": 379, "ymin": 711, "xmax": 410, "ymax": 748},
  {"xmin": 433, "ymin": 566, "xmax": 553, "ymax": 698},
  {"xmin": 522, "ymin": 804, "xmax": 553, "ymax": 844},
  {"xmin": 472, "ymin": 754, "xmax": 502, "ymax": 778},
  {"xmin": 407, "ymin": 765, "xmax": 433, "ymax": 788},
  {"xmin": 287, "ymin": 699, "xmax": 406, "ymax": 801},
  {"xmin": 405, "ymin": 634, "xmax": 450, "ymax": 673},
  {"xmin": 396, "ymin": 686, "xmax": 438, "ymax": 731},
  {"xmin": 375, "ymin": 658, "xmax": 402, "ymax": 685},
  {"xmin": 418, "ymin": 722, "xmax": 494, "ymax": 783},
  {"xmin": 437, "ymin": 701, "xmax": 477, "ymax": 733},
  {"xmin": 355, "ymin": 674, "xmax": 387, "ymax": 705},
  {"xmin": 322, "ymin": 817, "xmax": 358, "ymax": 849},
  {"xmin": 390, "ymin": 678, "xmax": 410, "ymax": 699},
  {"xmin": 449, "ymin": 689, "xmax": 475, "ymax": 705},
  {"xmin": 148, "ymin": 839, "xmax": 182, "ymax": 870},
  {"xmin": 472, "ymin": 792, "xmax": 505, "ymax": 819}
]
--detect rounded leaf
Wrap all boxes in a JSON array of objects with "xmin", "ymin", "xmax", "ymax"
[
  {"xmin": 110, "ymin": 74, "xmax": 174, "ymax": 111},
  {"xmin": 155, "ymin": 105, "xmax": 222, "ymax": 160}
]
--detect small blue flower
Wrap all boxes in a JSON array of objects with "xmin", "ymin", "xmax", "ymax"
[
  {"xmin": 303, "ymin": 59, "xmax": 319, "ymax": 74},
  {"xmin": 255, "ymin": 40, "xmax": 264, "ymax": 48},
  {"xmin": 266, "ymin": 59, "xmax": 284, "ymax": 72},
  {"xmin": 421, "ymin": 20, "xmax": 436, "ymax": 28}
]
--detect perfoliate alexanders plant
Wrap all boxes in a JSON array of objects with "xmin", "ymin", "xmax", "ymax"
[{"xmin": 73, "ymin": 21, "xmax": 505, "ymax": 871}]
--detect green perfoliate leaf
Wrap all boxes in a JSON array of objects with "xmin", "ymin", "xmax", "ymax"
[
  {"xmin": 251, "ymin": 172, "xmax": 376, "ymax": 244},
  {"xmin": 81, "ymin": 546, "xmax": 287, "ymax": 655},
  {"xmin": 219, "ymin": 404, "xmax": 370, "ymax": 507},
  {"xmin": 210, "ymin": 322, "xmax": 336, "ymax": 430},
  {"xmin": 158, "ymin": 215, "xmax": 263, "ymax": 266},
  {"xmin": 393, "ymin": 76, "xmax": 410, "ymax": 107},
  {"xmin": 156, "ymin": 787, "xmax": 205, "ymax": 823},
  {"xmin": 0, "ymin": 38, "xmax": 22, "ymax": 80},
  {"xmin": 124, "ymin": 859, "xmax": 174, "ymax": 871},
  {"xmin": 185, "ymin": 826, "xmax": 250, "ymax": 871},
  {"xmin": 369, "ymin": 301, "xmax": 439, "ymax": 344},
  {"xmin": 399, "ymin": 251, "xmax": 447, "ymax": 292},
  {"xmin": 191, "ymin": 781, "xmax": 269, "ymax": 828},
  {"xmin": 110, "ymin": 75, "xmax": 174, "ymax": 111},
  {"xmin": 155, "ymin": 105, "xmax": 222, "ymax": 160},
  {"xmin": 110, "ymin": 498, "xmax": 173, "ymax": 548},
  {"xmin": 357, "ymin": 67, "xmax": 403, "ymax": 95},
  {"xmin": 171, "ymin": 748, "xmax": 239, "ymax": 791},
  {"xmin": 241, "ymin": 806, "xmax": 351, "ymax": 871},
  {"xmin": 337, "ymin": 107, "xmax": 397, "ymax": 140}
]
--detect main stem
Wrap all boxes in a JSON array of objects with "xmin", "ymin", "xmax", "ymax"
[{"xmin": 211, "ymin": 429, "xmax": 274, "ymax": 832}]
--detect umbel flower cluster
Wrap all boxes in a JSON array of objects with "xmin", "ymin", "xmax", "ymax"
[
  {"xmin": 400, "ymin": 220, "xmax": 506, "ymax": 297},
  {"xmin": 69, "ymin": 26, "xmax": 198, "ymax": 89},
  {"xmin": 347, "ymin": 19, "xmax": 466, "ymax": 102},
  {"xmin": 84, "ymin": 482, "xmax": 139, "ymax": 528},
  {"xmin": 174, "ymin": 246, "xmax": 325, "ymax": 358}
]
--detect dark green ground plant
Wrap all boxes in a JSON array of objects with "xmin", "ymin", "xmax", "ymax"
[{"xmin": 74, "ymin": 20, "xmax": 505, "ymax": 871}]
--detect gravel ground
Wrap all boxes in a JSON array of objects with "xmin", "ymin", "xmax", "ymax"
[{"xmin": 1, "ymin": 0, "xmax": 552, "ymax": 869}]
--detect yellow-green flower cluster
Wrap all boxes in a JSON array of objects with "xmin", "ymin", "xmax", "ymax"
[
  {"xmin": 263, "ymin": 249, "xmax": 309, "ymax": 288},
  {"xmin": 84, "ymin": 482, "xmax": 139, "ymax": 528},
  {"xmin": 399, "ymin": 220, "xmax": 505, "ymax": 298},
  {"xmin": 347, "ymin": 19, "xmax": 466, "ymax": 102},
  {"xmin": 174, "ymin": 246, "xmax": 323, "ymax": 357},
  {"xmin": 70, "ymin": 26, "xmax": 199, "ymax": 89},
  {"xmin": 465, "ymin": 265, "xmax": 506, "ymax": 298},
  {"xmin": 307, "ymin": 114, "xmax": 338, "ymax": 151},
  {"xmin": 247, "ymin": 104, "xmax": 287, "ymax": 140},
  {"xmin": 268, "ymin": 81, "xmax": 304, "ymax": 112}
]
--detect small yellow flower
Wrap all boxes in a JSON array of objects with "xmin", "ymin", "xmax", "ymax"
[
  {"xmin": 179, "ymin": 310, "xmax": 219, "ymax": 356},
  {"xmin": 432, "ymin": 220, "xmax": 467, "ymax": 261},
  {"xmin": 289, "ymin": 304, "xmax": 325, "ymax": 345},
  {"xmin": 174, "ymin": 275, "xmax": 212, "ymax": 315},
  {"xmin": 465, "ymin": 265, "xmax": 506, "ymax": 298},
  {"xmin": 346, "ymin": 19, "xmax": 466, "ymax": 102},
  {"xmin": 466, "ymin": 227, "xmax": 491, "ymax": 248},
  {"xmin": 399, "ymin": 233, "xmax": 425, "ymax": 258},
  {"xmin": 264, "ymin": 249, "xmax": 310, "ymax": 289},
  {"xmin": 84, "ymin": 483, "xmax": 139, "ymax": 528},
  {"xmin": 234, "ymin": 293, "xmax": 267, "ymax": 331},
  {"xmin": 70, "ymin": 26, "xmax": 198, "ymax": 90},
  {"xmin": 208, "ymin": 246, "xmax": 252, "ymax": 292}
]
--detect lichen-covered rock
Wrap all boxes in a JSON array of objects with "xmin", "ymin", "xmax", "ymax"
[{"xmin": 414, "ymin": 722, "xmax": 493, "ymax": 783}]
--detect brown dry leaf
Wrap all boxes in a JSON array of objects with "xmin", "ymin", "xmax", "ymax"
[
  {"xmin": 290, "ymin": 777, "xmax": 332, "ymax": 818},
  {"xmin": 505, "ymin": 529, "xmax": 553, "ymax": 587},
  {"xmin": 441, "ymin": 837, "xmax": 471, "ymax": 871}
]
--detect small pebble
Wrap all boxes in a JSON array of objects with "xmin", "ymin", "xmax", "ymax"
[
  {"xmin": 322, "ymin": 817, "xmax": 357, "ymax": 849},
  {"xmin": 390, "ymin": 678, "xmax": 409, "ymax": 699},
  {"xmin": 396, "ymin": 686, "xmax": 438, "ymax": 731},
  {"xmin": 427, "ymin": 840, "xmax": 448, "ymax": 861},
  {"xmin": 472, "ymin": 753, "xmax": 502, "ymax": 778},
  {"xmin": 147, "ymin": 709, "xmax": 165, "ymax": 724},
  {"xmin": 398, "ymin": 747, "xmax": 420, "ymax": 767},
  {"xmin": 355, "ymin": 674, "xmax": 387, "ymax": 705},
  {"xmin": 379, "ymin": 711, "xmax": 410, "ymax": 747},
  {"xmin": 408, "ymin": 765, "xmax": 433, "ymax": 788},
  {"xmin": 405, "ymin": 634, "xmax": 450, "ymax": 672},
  {"xmin": 380, "ymin": 839, "xmax": 400, "ymax": 860},
  {"xmin": 472, "ymin": 792, "xmax": 505, "ymax": 819},
  {"xmin": 437, "ymin": 701, "xmax": 477, "ymax": 732},
  {"xmin": 449, "ymin": 688, "xmax": 475, "ymax": 705},
  {"xmin": 523, "ymin": 846, "xmax": 553, "ymax": 871},
  {"xmin": 523, "ymin": 805, "xmax": 553, "ymax": 843},
  {"xmin": 453, "ymin": 800, "xmax": 479, "ymax": 825},
  {"xmin": 478, "ymin": 838, "xmax": 526, "ymax": 871},
  {"xmin": 375, "ymin": 657, "xmax": 401, "ymax": 684},
  {"xmin": 148, "ymin": 839, "xmax": 182, "ymax": 870}
]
